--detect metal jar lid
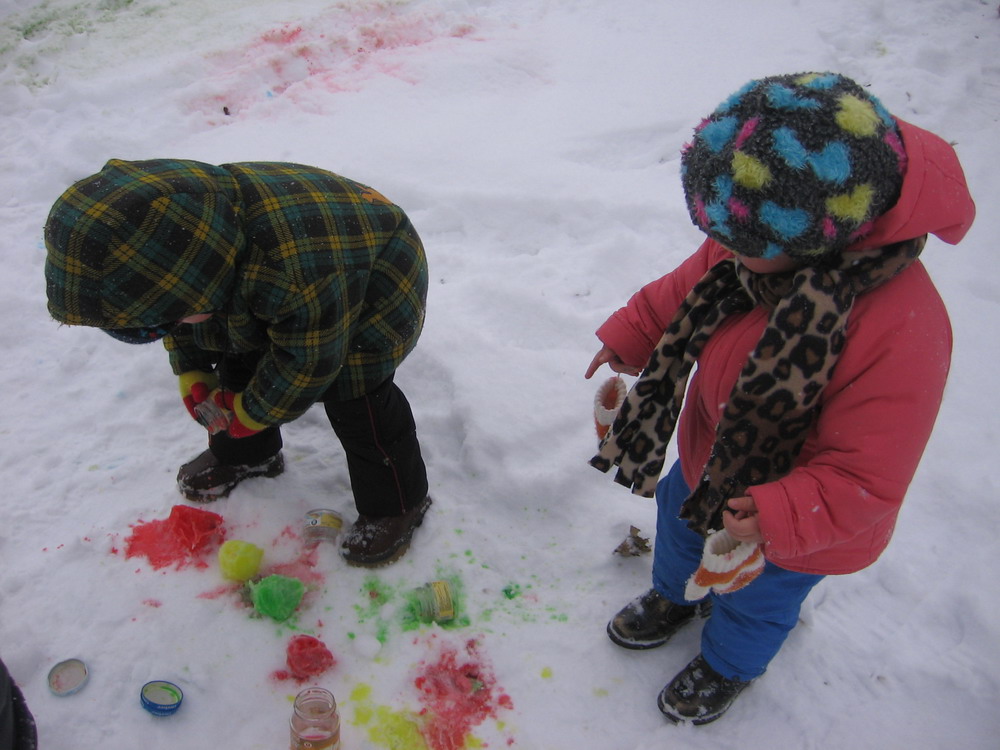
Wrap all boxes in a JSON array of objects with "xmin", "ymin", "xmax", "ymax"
[{"xmin": 48, "ymin": 658, "xmax": 89, "ymax": 696}]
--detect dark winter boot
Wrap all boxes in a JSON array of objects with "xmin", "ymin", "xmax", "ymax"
[
  {"xmin": 607, "ymin": 589, "xmax": 711, "ymax": 649},
  {"xmin": 176, "ymin": 449, "xmax": 285, "ymax": 502},
  {"xmin": 340, "ymin": 496, "xmax": 432, "ymax": 567},
  {"xmin": 657, "ymin": 653, "xmax": 751, "ymax": 725}
]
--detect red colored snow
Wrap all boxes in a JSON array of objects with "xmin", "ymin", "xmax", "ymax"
[
  {"xmin": 265, "ymin": 545, "xmax": 324, "ymax": 587},
  {"xmin": 191, "ymin": 4, "xmax": 482, "ymax": 123},
  {"xmin": 276, "ymin": 524, "xmax": 301, "ymax": 543},
  {"xmin": 284, "ymin": 635, "xmax": 336, "ymax": 681},
  {"xmin": 142, "ymin": 599, "xmax": 162, "ymax": 608},
  {"xmin": 260, "ymin": 24, "xmax": 305, "ymax": 45},
  {"xmin": 197, "ymin": 583, "xmax": 240, "ymax": 600},
  {"xmin": 124, "ymin": 505, "xmax": 225, "ymax": 570},
  {"xmin": 414, "ymin": 638, "xmax": 513, "ymax": 750}
]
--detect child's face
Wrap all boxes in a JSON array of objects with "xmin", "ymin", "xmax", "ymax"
[
  {"xmin": 731, "ymin": 251, "xmax": 800, "ymax": 274},
  {"xmin": 180, "ymin": 313, "xmax": 214, "ymax": 324}
]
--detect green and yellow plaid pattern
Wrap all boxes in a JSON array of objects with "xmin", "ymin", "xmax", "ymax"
[{"xmin": 45, "ymin": 159, "xmax": 427, "ymax": 424}]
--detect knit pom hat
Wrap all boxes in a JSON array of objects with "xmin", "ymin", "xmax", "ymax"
[{"xmin": 680, "ymin": 72, "xmax": 908, "ymax": 262}]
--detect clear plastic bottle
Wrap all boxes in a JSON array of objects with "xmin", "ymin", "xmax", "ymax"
[{"xmin": 289, "ymin": 687, "xmax": 340, "ymax": 750}]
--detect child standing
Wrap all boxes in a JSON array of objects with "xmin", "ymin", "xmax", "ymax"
[{"xmin": 586, "ymin": 73, "xmax": 975, "ymax": 724}]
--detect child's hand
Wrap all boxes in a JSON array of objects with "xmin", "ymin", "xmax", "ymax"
[
  {"xmin": 723, "ymin": 496, "xmax": 763, "ymax": 544},
  {"xmin": 209, "ymin": 389, "xmax": 269, "ymax": 439},
  {"xmin": 585, "ymin": 345, "xmax": 642, "ymax": 379},
  {"xmin": 179, "ymin": 370, "xmax": 219, "ymax": 420}
]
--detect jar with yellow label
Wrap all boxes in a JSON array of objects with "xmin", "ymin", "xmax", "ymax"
[
  {"xmin": 303, "ymin": 509, "xmax": 344, "ymax": 546},
  {"xmin": 412, "ymin": 580, "xmax": 455, "ymax": 624}
]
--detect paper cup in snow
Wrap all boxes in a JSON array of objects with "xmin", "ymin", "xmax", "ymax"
[{"xmin": 594, "ymin": 376, "xmax": 627, "ymax": 440}]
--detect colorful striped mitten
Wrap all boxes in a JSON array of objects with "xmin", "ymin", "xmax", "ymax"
[
  {"xmin": 594, "ymin": 376, "xmax": 627, "ymax": 440},
  {"xmin": 684, "ymin": 529, "xmax": 765, "ymax": 600}
]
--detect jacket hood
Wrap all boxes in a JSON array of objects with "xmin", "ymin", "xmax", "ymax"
[
  {"xmin": 44, "ymin": 158, "xmax": 243, "ymax": 329},
  {"xmin": 850, "ymin": 118, "xmax": 975, "ymax": 251}
]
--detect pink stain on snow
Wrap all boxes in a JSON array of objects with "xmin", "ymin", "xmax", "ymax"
[
  {"xmin": 276, "ymin": 524, "xmax": 300, "ymax": 543},
  {"xmin": 191, "ymin": 3, "xmax": 481, "ymax": 121},
  {"xmin": 265, "ymin": 545, "xmax": 325, "ymax": 596},
  {"xmin": 197, "ymin": 583, "xmax": 241, "ymax": 600}
]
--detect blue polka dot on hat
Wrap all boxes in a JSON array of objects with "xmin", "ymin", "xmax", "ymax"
[{"xmin": 680, "ymin": 72, "xmax": 908, "ymax": 262}]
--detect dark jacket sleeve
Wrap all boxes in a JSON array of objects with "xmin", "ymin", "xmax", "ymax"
[
  {"xmin": 165, "ymin": 326, "xmax": 219, "ymax": 375},
  {"xmin": 241, "ymin": 274, "xmax": 352, "ymax": 425},
  {"xmin": 0, "ymin": 658, "xmax": 37, "ymax": 750},
  {"xmin": 596, "ymin": 239, "xmax": 725, "ymax": 367}
]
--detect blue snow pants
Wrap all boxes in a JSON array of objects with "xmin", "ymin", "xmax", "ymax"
[{"xmin": 652, "ymin": 461, "xmax": 824, "ymax": 681}]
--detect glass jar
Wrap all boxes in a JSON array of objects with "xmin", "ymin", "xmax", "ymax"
[
  {"xmin": 412, "ymin": 580, "xmax": 455, "ymax": 624},
  {"xmin": 303, "ymin": 509, "xmax": 344, "ymax": 546},
  {"xmin": 290, "ymin": 687, "xmax": 340, "ymax": 750}
]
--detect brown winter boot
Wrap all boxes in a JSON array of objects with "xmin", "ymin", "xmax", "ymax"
[
  {"xmin": 657, "ymin": 653, "xmax": 751, "ymax": 725},
  {"xmin": 176, "ymin": 449, "xmax": 284, "ymax": 502},
  {"xmin": 607, "ymin": 589, "xmax": 712, "ymax": 649},
  {"xmin": 340, "ymin": 496, "xmax": 432, "ymax": 567}
]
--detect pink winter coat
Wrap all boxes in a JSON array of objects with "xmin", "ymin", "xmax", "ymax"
[{"xmin": 596, "ymin": 120, "xmax": 976, "ymax": 575}]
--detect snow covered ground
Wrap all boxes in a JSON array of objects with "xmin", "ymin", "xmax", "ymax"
[{"xmin": 1, "ymin": 0, "xmax": 998, "ymax": 748}]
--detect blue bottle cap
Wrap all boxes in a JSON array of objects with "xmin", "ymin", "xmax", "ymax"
[
  {"xmin": 48, "ymin": 658, "xmax": 89, "ymax": 696},
  {"xmin": 140, "ymin": 680, "xmax": 184, "ymax": 716}
]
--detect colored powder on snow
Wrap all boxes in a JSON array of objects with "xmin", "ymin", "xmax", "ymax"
[
  {"xmin": 360, "ymin": 576, "xmax": 393, "ymax": 610},
  {"xmin": 350, "ymin": 683, "xmax": 428, "ymax": 750},
  {"xmin": 368, "ymin": 704, "xmax": 429, "ymax": 749},
  {"xmin": 285, "ymin": 634, "xmax": 336, "ymax": 680},
  {"xmin": 355, "ymin": 576, "xmax": 395, "ymax": 645},
  {"xmin": 266, "ymin": 545, "xmax": 324, "ymax": 588},
  {"xmin": 414, "ymin": 639, "xmax": 513, "ymax": 750},
  {"xmin": 124, "ymin": 505, "xmax": 225, "ymax": 570},
  {"xmin": 192, "ymin": 7, "xmax": 479, "ymax": 122},
  {"xmin": 401, "ymin": 577, "xmax": 470, "ymax": 632},
  {"xmin": 250, "ymin": 575, "xmax": 304, "ymax": 621},
  {"xmin": 357, "ymin": 574, "xmax": 471, "ymax": 643},
  {"xmin": 197, "ymin": 583, "xmax": 238, "ymax": 600}
]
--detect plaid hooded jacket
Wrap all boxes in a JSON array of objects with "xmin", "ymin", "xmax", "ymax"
[{"xmin": 45, "ymin": 158, "xmax": 428, "ymax": 426}]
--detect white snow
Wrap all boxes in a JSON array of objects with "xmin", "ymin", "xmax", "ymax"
[{"xmin": 1, "ymin": 1, "xmax": 999, "ymax": 748}]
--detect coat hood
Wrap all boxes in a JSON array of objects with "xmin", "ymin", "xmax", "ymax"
[
  {"xmin": 44, "ymin": 158, "xmax": 243, "ymax": 329},
  {"xmin": 850, "ymin": 118, "xmax": 975, "ymax": 251}
]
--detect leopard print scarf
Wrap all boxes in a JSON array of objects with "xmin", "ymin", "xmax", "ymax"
[{"xmin": 591, "ymin": 236, "xmax": 926, "ymax": 537}]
